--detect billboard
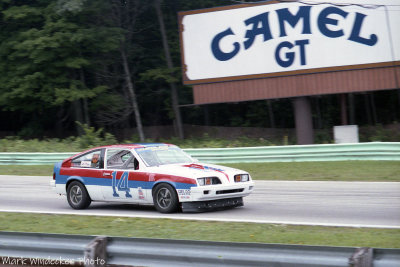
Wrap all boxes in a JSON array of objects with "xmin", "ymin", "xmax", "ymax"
[{"xmin": 179, "ymin": 0, "xmax": 400, "ymax": 85}]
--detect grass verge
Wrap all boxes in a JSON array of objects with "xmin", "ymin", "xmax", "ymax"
[
  {"xmin": 0, "ymin": 165, "xmax": 54, "ymax": 176},
  {"xmin": 225, "ymin": 161, "xmax": 400, "ymax": 181},
  {"xmin": 0, "ymin": 212, "xmax": 399, "ymax": 248},
  {"xmin": 1, "ymin": 161, "xmax": 400, "ymax": 181}
]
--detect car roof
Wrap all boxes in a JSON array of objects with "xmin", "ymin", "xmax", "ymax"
[
  {"xmin": 101, "ymin": 143, "xmax": 172, "ymax": 149},
  {"xmin": 65, "ymin": 143, "xmax": 173, "ymax": 162}
]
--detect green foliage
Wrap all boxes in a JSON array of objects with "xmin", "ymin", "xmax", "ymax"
[
  {"xmin": 0, "ymin": 124, "xmax": 117, "ymax": 152},
  {"xmin": 314, "ymin": 130, "xmax": 333, "ymax": 144},
  {"xmin": 75, "ymin": 122, "xmax": 117, "ymax": 148},
  {"xmin": 0, "ymin": 134, "xmax": 281, "ymax": 152},
  {"xmin": 54, "ymin": 85, "xmax": 107, "ymax": 105},
  {"xmin": 0, "ymin": 137, "xmax": 81, "ymax": 152},
  {"xmin": 0, "ymin": 0, "xmax": 122, "ymax": 113},
  {"xmin": 140, "ymin": 67, "xmax": 181, "ymax": 84},
  {"xmin": 360, "ymin": 124, "xmax": 400, "ymax": 142},
  {"xmin": 124, "ymin": 134, "xmax": 277, "ymax": 148}
]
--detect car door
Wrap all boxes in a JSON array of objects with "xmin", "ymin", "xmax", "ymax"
[
  {"xmin": 102, "ymin": 148, "xmax": 146, "ymax": 202},
  {"xmin": 63, "ymin": 148, "xmax": 105, "ymax": 201}
]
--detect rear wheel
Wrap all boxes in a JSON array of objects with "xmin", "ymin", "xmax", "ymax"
[
  {"xmin": 67, "ymin": 181, "xmax": 91, "ymax": 209},
  {"xmin": 153, "ymin": 183, "xmax": 179, "ymax": 213}
]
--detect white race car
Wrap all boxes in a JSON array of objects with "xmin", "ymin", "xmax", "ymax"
[{"xmin": 51, "ymin": 143, "xmax": 254, "ymax": 213}]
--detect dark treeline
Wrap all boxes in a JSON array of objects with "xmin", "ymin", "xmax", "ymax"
[{"xmin": 0, "ymin": 0, "xmax": 399, "ymax": 141}]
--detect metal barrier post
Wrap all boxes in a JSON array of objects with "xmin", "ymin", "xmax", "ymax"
[
  {"xmin": 349, "ymin": 247, "xmax": 373, "ymax": 267},
  {"xmin": 84, "ymin": 236, "xmax": 108, "ymax": 267}
]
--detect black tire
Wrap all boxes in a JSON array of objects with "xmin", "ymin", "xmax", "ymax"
[
  {"xmin": 153, "ymin": 183, "xmax": 179, "ymax": 213},
  {"xmin": 67, "ymin": 181, "xmax": 91, "ymax": 209}
]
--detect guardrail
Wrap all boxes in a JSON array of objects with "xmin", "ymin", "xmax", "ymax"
[
  {"xmin": 186, "ymin": 142, "xmax": 400, "ymax": 163},
  {"xmin": 1, "ymin": 231, "xmax": 399, "ymax": 267},
  {"xmin": 0, "ymin": 152, "xmax": 75, "ymax": 165},
  {"xmin": 0, "ymin": 142, "xmax": 399, "ymax": 165}
]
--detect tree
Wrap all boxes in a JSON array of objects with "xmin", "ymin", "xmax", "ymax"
[
  {"xmin": 108, "ymin": 0, "xmax": 150, "ymax": 142},
  {"xmin": 0, "ymin": 0, "xmax": 121, "ymax": 135},
  {"xmin": 154, "ymin": 0, "xmax": 184, "ymax": 139}
]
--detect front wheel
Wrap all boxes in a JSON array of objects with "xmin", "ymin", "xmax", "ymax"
[
  {"xmin": 67, "ymin": 181, "xmax": 91, "ymax": 209},
  {"xmin": 153, "ymin": 183, "xmax": 179, "ymax": 213}
]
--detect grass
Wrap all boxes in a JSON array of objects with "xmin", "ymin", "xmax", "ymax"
[
  {"xmin": 225, "ymin": 161, "xmax": 400, "ymax": 182},
  {"xmin": 0, "ymin": 212, "xmax": 399, "ymax": 248},
  {"xmin": 1, "ymin": 161, "xmax": 400, "ymax": 182},
  {"xmin": 0, "ymin": 165, "xmax": 54, "ymax": 176}
]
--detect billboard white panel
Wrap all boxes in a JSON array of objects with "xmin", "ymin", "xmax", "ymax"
[{"xmin": 179, "ymin": 0, "xmax": 400, "ymax": 84}]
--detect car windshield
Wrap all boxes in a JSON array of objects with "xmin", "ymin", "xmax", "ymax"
[{"xmin": 135, "ymin": 145, "xmax": 194, "ymax": 167}]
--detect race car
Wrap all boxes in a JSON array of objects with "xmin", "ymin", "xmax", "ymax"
[{"xmin": 51, "ymin": 143, "xmax": 254, "ymax": 213}]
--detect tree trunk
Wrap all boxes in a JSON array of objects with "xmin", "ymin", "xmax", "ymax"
[
  {"xmin": 154, "ymin": 0, "xmax": 184, "ymax": 139},
  {"xmin": 121, "ymin": 48, "xmax": 145, "ymax": 142},
  {"xmin": 56, "ymin": 105, "xmax": 68, "ymax": 137},
  {"xmin": 73, "ymin": 100, "xmax": 84, "ymax": 136},
  {"xmin": 79, "ymin": 69, "xmax": 90, "ymax": 126}
]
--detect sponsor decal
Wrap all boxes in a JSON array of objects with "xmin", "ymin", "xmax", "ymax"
[
  {"xmin": 183, "ymin": 164, "xmax": 230, "ymax": 181},
  {"xmin": 148, "ymin": 173, "xmax": 156, "ymax": 182},
  {"xmin": 210, "ymin": 6, "xmax": 378, "ymax": 66},
  {"xmin": 80, "ymin": 161, "xmax": 91, "ymax": 168},
  {"xmin": 177, "ymin": 189, "xmax": 191, "ymax": 200},
  {"xmin": 138, "ymin": 187, "xmax": 145, "ymax": 199},
  {"xmin": 177, "ymin": 189, "xmax": 191, "ymax": 195},
  {"xmin": 183, "ymin": 163, "xmax": 225, "ymax": 172},
  {"xmin": 180, "ymin": 1, "xmax": 400, "ymax": 82}
]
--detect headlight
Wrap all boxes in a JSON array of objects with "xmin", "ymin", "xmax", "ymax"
[
  {"xmin": 197, "ymin": 177, "xmax": 221, "ymax": 186},
  {"xmin": 234, "ymin": 174, "xmax": 249, "ymax": 183}
]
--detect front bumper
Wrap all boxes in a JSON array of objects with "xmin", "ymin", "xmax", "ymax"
[
  {"xmin": 186, "ymin": 181, "xmax": 254, "ymax": 202},
  {"xmin": 181, "ymin": 197, "xmax": 243, "ymax": 212}
]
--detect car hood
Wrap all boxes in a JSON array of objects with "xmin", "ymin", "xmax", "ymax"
[{"xmin": 146, "ymin": 162, "xmax": 248, "ymax": 184}]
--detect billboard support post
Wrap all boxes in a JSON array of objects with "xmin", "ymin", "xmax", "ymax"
[{"xmin": 293, "ymin": 97, "xmax": 314, "ymax": 145}]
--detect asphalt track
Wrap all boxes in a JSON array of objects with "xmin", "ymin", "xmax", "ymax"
[{"xmin": 0, "ymin": 175, "xmax": 399, "ymax": 228}]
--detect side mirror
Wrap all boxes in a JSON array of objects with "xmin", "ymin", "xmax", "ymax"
[{"xmin": 134, "ymin": 158, "xmax": 139, "ymax": 170}]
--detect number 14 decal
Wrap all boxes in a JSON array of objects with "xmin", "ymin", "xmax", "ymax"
[{"xmin": 112, "ymin": 171, "xmax": 132, "ymax": 198}]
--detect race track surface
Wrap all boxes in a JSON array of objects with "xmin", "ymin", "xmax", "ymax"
[{"xmin": 0, "ymin": 175, "xmax": 399, "ymax": 228}]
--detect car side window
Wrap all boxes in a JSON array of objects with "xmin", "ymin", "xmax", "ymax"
[
  {"xmin": 106, "ymin": 149, "xmax": 138, "ymax": 170},
  {"xmin": 71, "ymin": 150, "xmax": 103, "ymax": 169}
]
